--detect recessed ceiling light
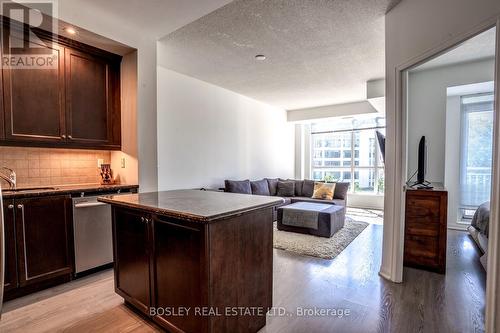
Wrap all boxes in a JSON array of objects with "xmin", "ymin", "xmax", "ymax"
[
  {"xmin": 255, "ymin": 54, "xmax": 266, "ymax": 61},
  {"xmin": 65, "ymin": 27, "xmax": 77, "ymax": 35}
]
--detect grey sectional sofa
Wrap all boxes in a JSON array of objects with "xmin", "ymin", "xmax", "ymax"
[{"xmin": 224, "ymin": 178, "xmax": 349, "ymax": 221}]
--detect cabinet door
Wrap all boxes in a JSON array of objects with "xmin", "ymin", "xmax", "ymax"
[
  {"xmin": 65, "ymin": 48, "xmax": 120, "ymax": 146},
  {"xmin": 0, "ymin": 32, "xmax": 4, "ymax": 140},
  {"xmin": 2, "ymin": 199, "xmax": 18, "ymax": 292},
  {"xmin": 152, "ymin": 217, "xmax": 206, "ymax": 333},
  {"xmin": 15, "ymin": 195, "xmax": 73, "ymax": 286},
  {"xmin": 2, "ymin": 29, "xmax": 66, "ymax": 143},
  {"xmin": 113, "ymin": 208, "xmax": 151, "ymax": 313}
]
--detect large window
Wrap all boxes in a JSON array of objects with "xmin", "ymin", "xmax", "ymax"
[
  {"xmin": 460, "ymin": 93, "xmax": 494, "ymax": 218},
  {"xmin": 311, "ymin": 115, "xmax": 385, "ymax": 194}
]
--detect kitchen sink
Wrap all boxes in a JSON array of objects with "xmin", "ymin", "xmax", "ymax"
[{"xmin": 3, "ymin": 186, "xmax": 59, "ymax": 193}]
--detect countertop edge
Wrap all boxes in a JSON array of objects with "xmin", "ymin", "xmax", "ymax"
[
  {"xmin": 97, "ymin": 196, "xmax": 284, "ymax": 223},
  {"xmin": 2, "ymin": 184, "xmax": 139, "ymax": 199}
]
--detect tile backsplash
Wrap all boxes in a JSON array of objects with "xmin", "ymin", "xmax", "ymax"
[{"xmin": 0, "ymin": 147, "xmax": 111, "ymax": 188}]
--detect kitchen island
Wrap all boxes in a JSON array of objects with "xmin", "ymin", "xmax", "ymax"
[{"xmin": 98, "ymin": 190, "xmax": 284, "ymax": 333}]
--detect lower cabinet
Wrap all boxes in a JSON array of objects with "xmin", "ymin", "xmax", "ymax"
[
  {"xmin": 2, "ymin": 195, "xmax": 74, "ymax": 300},
  {"xmin": 113, "ymin": 208, "xmax": 207, "ymax": 333},
  {"xmin": 113, "ymin": 208, "xmax": 152, "ymax": 313},
  {"xmin": 2, "ymin": 199, "xmax": 18, "ymax": 292},
  {"xmin": 112, "ymin": 205, "xmax": 273, "ymax": 333}
]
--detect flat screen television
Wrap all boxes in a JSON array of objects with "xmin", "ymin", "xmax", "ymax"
[
  {"xmin": 417, "ymin": 136, "xmax": 427, "ymax": 185},
  {"xmin": 376, "ymin": 131, "xmax": 385, "ymax": 163}
]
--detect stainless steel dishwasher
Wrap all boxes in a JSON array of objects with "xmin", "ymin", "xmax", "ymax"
[{"xmin": 72, "ymin": 193, "xmax": 124, "ymax": 274}]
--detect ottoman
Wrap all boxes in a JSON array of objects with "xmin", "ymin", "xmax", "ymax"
[{"xmin": 277, "ymin": 202, "xmax": 345, "ymax": 238}]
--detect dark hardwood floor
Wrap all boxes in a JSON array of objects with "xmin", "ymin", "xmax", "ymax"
[
  {"xmin": 0, "ymin": 222, "xmax": 486, "ymax": 333},
  {"xmin": 262, "ymin": 225, "xmax": 485, "ymax": 333}
]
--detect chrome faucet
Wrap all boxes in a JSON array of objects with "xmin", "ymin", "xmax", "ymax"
[{"xmin": 0, "ymin": 167, "xmax": 16, "ymax": 189}]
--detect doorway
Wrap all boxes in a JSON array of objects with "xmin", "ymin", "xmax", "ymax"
[{"xmin": 401, "ymin": 26, "xmax": 497, "ymax": 330}]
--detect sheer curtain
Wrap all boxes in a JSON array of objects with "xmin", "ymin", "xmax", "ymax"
[{"xmin": 460, "ymin": 93, "xmax": 494, "ymax": 210}]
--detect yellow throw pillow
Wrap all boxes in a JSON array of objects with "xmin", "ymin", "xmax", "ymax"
[{"xmin": 311, "ymin": 182, "xmax": 336, "ymax": 200}]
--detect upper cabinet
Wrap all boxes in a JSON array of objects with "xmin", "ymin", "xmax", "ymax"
[
  {"xmin": 3, "ymin": 34, "xmax": 66, "ymax": 143},
  {"xmin": 65, "ymin": 48, "xmax": 121, "ymax": 147},
  {"xmin": 0, "ymin": 18, "xmax": 122, "ymax": 150}
]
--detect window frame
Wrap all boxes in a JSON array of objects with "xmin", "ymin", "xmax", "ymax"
[
  {"xmin": 458, "ymin": 92, "xmax": 495, "ymax": 223},
  {"xmin": 310, "ymin": 125, "xmax": 385, "ymax": 195}
]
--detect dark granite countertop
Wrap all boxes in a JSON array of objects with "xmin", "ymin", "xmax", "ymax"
[
  {"xmin": 98, "ymin": 189, "xmax": 284, "ymax": 223},
  {"xmin": 1, "ymin": 184, "xmax": 139, "ymax": 199}
]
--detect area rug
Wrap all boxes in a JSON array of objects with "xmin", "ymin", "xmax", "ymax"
[{"xmin": 273, "ymin": 217, "xmax": 369, "ymax": 260}]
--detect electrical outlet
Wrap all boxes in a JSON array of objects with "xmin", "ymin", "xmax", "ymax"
[
  {"xmin": 97, "ymin": 159, "xmax": 104, "ymax": 167},
  {"xmin": 121, "ymin": 157, "xmax": 126, "ymax": 168}
]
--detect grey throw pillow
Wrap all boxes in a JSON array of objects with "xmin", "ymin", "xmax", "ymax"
[
  {"xmin": 293, "ymin": 180, "xmax": 304, "ymax": 196},
  {"xmin": 334, "ymin": 182, "xmax": 350, "ymax": 199},
  {"xmin": 302, "ymin": 179, "xmax": 315, "ymax": 197},
  {"xmin": 277, "ymin": 181, "xmax": 295, "ymax": 197},
  {"xmin": 251, "ymin": 179, "xmax": 271, "ymax": 196},
  {"xmin": 266, "ymin": 178, "xmax": 279, "ymax": 196},
  {"xmin": 224, "ymin": 179, "xmax": 252, "ymax": 194}
]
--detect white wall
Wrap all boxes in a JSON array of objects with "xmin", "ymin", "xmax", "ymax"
[
  {"xmin": 383, "ymin": 0, "xmax": 500, "ymax": 284},
  {"xmin": 348, "ymin": 194, "xmax": 385, "ymax": 210},
  {"xmin": 156, "ymin": 67, "xmax": 295, "ymax": 190},
  {"xmin": 407, "ymin": 59, "xmax": 495, "ymax": 182},
  {"xmin": 445, "ymin": 95, "xmax": 462, "ymax": 229},
  {"xmin": 287, "ymin": 101, "xmax": 378, "ymax": 122}
]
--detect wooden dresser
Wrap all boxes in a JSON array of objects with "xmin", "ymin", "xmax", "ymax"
[{"xmin": 404, "ymin": 184, "xmax": 448, "ymax": 274}]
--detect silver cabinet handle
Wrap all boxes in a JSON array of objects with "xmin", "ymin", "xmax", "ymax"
[
  {"xmin": 8, "ymin": 204, "xmax": 14, "ymax": 209},
  {"xmin": 74, "ymin": 202, "xmax": 107, "ymax": 208},
  {"xmin": 61, "ymin": 134, "xmax": 66, "ymax": 139},
  {"xmin": 68, "ymin": 135, "xmax": 73, "ymax": 139},
  {"xmin": 16, "ymin": 203, "xmax": 29, "ymax": 281}
]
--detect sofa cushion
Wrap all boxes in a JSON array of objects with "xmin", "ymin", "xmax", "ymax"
[
  {"xmin": 302, "ymin": 179, "xmax": 315, "ymax": 197},
  {"xmin": 334, "ymin": 182, "xmax": 350, "ymax": 200},
  {"xmin": 251, "ymin": 179, "xmax": 270, "ymax": 196},
  {"xmin": 224, "ymin": 179, "xmax": 252, "ymax": 194},
  {"xmin": 277, "ymin": 181, "xmax": 295, "ymax": 197},
  {"xmin": 266, "ymin": 178, "xmax": 279, "ymax": 196},
  {"xmin": 291, "ymin": 197, "xmax": 345, "ymax": 207},
  {"xmin": 312, "ymin": 182, "xmax": 336, "ymax": 200},
  {"xmin": 293, "ymin": 179, "xmax": 304, "ymax": 196}
]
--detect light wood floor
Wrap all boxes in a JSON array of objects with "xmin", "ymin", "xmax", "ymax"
[{"xmin": 0, "ymin": 214, "xmax": 485, "ymax": 333}]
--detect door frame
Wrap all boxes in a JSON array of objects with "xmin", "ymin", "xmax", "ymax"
[{"xmin": 388, "ymin": 16, "xmax": 500, "ymax": 331}]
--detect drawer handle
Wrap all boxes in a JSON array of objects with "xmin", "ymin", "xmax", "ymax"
[{"xmin": 75, "ymin": 202, "xmax": 108, "ymax": 208}]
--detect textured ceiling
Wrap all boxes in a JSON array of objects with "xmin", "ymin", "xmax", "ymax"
[
  {"xmin": 412, "ymin": 27, "xmax": 496, "ymax": 72},
  {"xmin": 159, "ymin": 0, "xmax": 400, "ymax": 110}
]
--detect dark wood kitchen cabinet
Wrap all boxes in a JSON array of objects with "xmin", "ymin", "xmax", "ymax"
[
  {"xmin": 103, "ymin": 189, "xmax": 280, "ymax": 333},
  {"xmin": 3, "ymin": 195, "xmax": 74, "ymax": 300},
  {"xmin": 2, "ymin": 199, "xmax": 18, "ymax": 293},
  {"xmin": 0, "ymin": 17, "xmax": 122, "ymax": 150},
  {"xmin": 14, "ymin": 195, "xmax": 74, "ymax": 287},
  {"xmin": 65, "ymin": 48, "xmax": 121, "ymax": 147},
  {"xmin": 113, "ymin": 208, "xmax": 152, "ymax": 313},
  {"xmin": 2, "ymin": 35, "xmax": 66, "ymax": 143}
]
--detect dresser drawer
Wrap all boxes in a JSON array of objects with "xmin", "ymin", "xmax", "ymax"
[
  {"xmin": 406, "ymin": 197, "xmax": 441, "ymax": 218},
  {"xmin": 404, "ymin": 234, "xmax": 439, "ymax": 259},
  {"xmin": 405, "ymin": 216, "xmax": 440, "ymax": 237}
]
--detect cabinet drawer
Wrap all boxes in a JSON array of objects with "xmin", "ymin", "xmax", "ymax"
[
  {"xmin": 405, "ymin": 217, "xmax": 440, "ymax": 236},
  {"xmin": 404, "ymin": 234, "xmax": 439, "ymax": 260},
  {"xmin": 406, "ymin": 197, "xmax": 441, "ymax": 218}
]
